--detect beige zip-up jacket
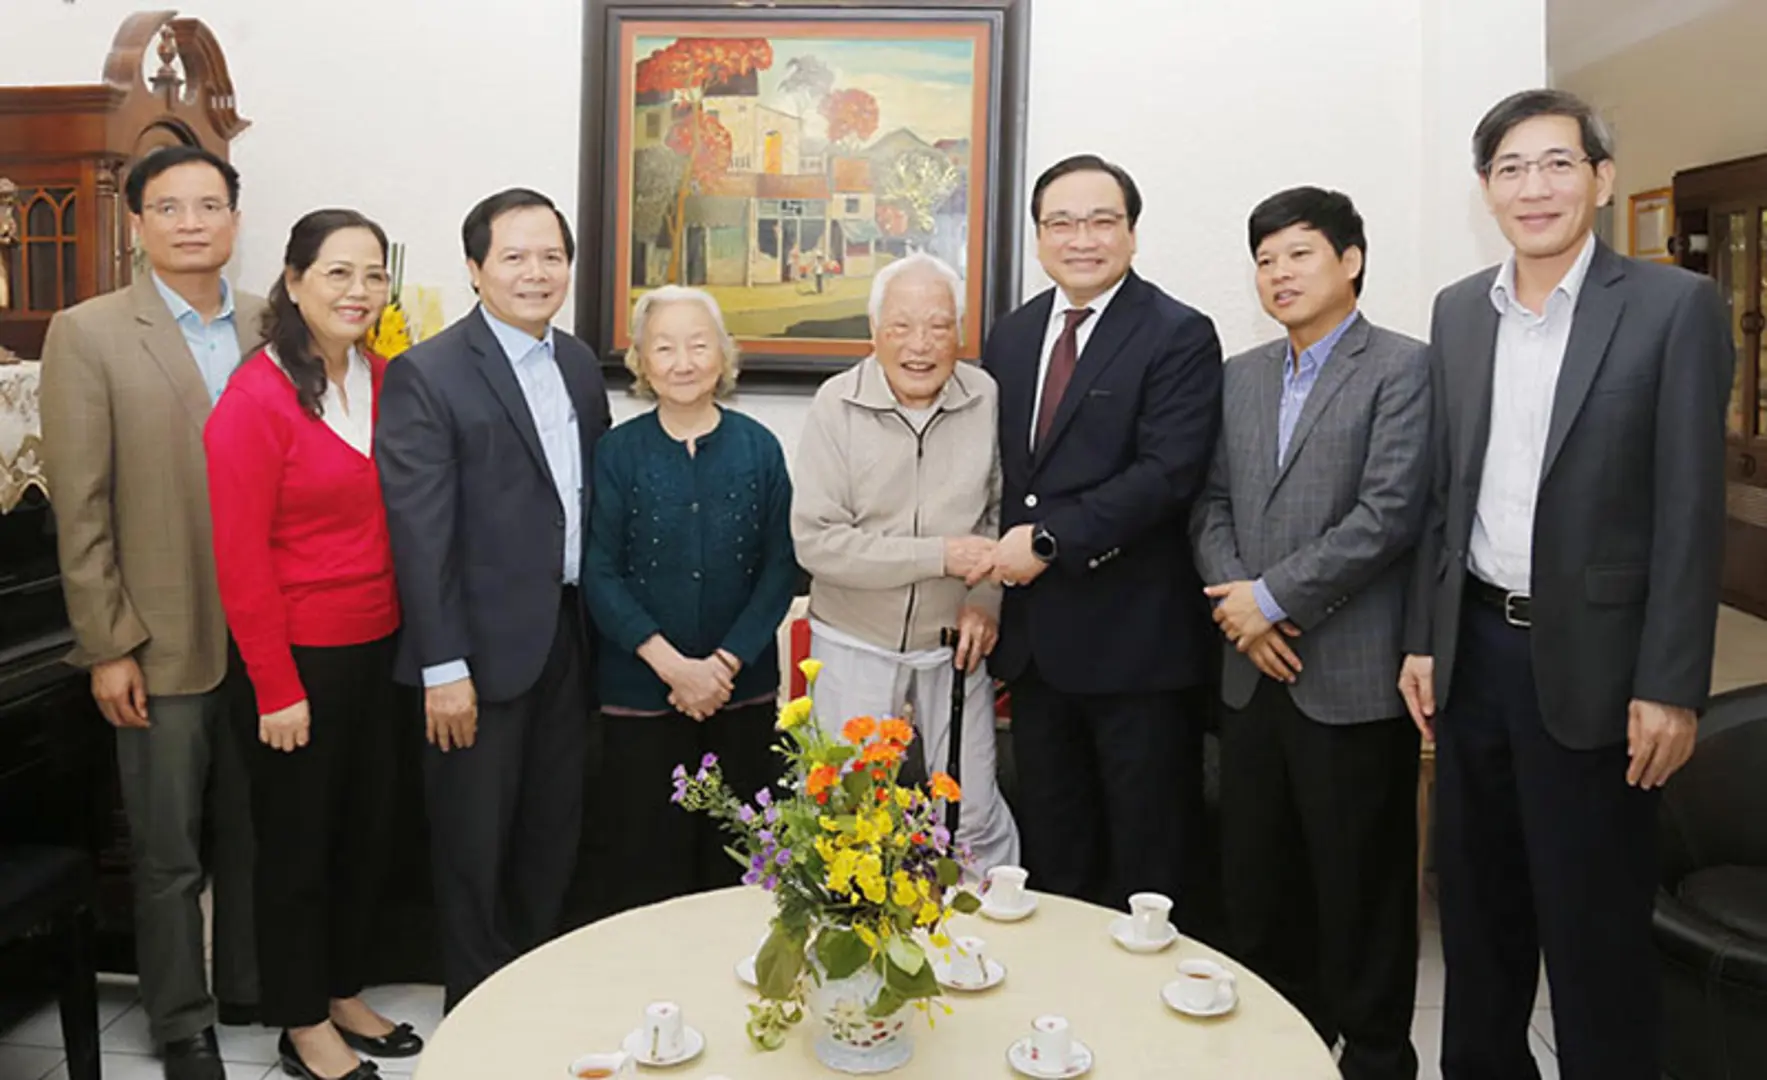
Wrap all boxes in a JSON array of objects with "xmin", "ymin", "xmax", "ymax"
[{"xmin": 791, "ymin": 356, "xmax": 1002, "ymax": 653}]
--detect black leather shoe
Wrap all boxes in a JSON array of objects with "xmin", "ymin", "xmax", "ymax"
[
  {"xmin": 336, "ymin": 1021, "xmax": 424, "ymax": 1058},
  {"xmin": 163, "ymin": 1028, "xmax": 225, "ymax": 1080},
  {"xmin": 277, "ymin": 1031, "xmax": 380, "ymax": 1080},
  {"xmin": 217, "ymin": 1000, "xmax": 259, "ymax": 1026}
]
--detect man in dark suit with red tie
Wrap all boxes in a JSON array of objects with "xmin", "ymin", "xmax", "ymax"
[{"xmin": 982, "ymin": 155, "xmax": 1224, "ymax": 913}]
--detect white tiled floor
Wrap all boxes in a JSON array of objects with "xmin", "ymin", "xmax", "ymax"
[{"xmin": 5, "ymin": 607, "xmax": 1761, "ymax": 1078}]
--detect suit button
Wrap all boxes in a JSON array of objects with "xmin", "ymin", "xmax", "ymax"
[
  {"xmin": 1088, "ymin": 558, "xmax": 1099, "ymax": 570},
  {"xmin": 1024, "ymin": 494, "xmax": 1039, "ymax": 509},
  {"xmin": 692, "ymin": 570, "xmax": 702, "ymax": 581}
]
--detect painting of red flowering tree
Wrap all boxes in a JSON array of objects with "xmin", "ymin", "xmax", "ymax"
[{"xmin": 594, "ymin": 9, "xmax": 1024, "ymax": 371}]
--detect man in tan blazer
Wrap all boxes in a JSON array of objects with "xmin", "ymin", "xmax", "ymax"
[{"xmin": 40, "ymin": 145, "xmax": 263, "ymax": 1080}]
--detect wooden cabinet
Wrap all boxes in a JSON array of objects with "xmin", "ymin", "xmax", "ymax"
[
  {"xmin": 0, "ymin": 9, "xmax": 249, "ymax": 360},
  {"xmin": 1675, "ymin": 153, "xmax": 1767, "ymax": 618}
]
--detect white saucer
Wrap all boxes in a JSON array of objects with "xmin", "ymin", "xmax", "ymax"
[
  {"xmin": 1108, "ymin": 915, "xmax": 1177, "ymax": 953},
  {"xmin": 932, "ymin": 955, "xmax": 1007, "ymax": 991},
  {"xmin": 1007, "ymin": 1035, "xmax": 1094, "ymax": 1078},
  {"xmin": 620, "ymin": 1025, "xmax": 706, "ymax": 1067},
  {"xmin": 980, "ymin": 894, "xmax": 1038, "ymax": 922},
  {"xmin": 734, "ymin": 954, "xmax": 757, "ymax": 987},
  {"xmin": 1161, "ymin": 979, "xmax": 1238, "ymax": 1018}
]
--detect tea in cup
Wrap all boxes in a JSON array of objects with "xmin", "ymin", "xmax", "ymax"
[
  {"xmin": 1128, "ymin": 891, "xmax": 1173, "ymax": 942},
  {"xmin": 1174, "ymin": 958, "xmax": 1237, "ymax": 1012},
  {"xmin": 986, "ymin": 865, "xmax": 1030, "ymax": 910},
  {"xmin": 565, "ymin": 1050, "xmax": 634, "ymax": 1078}
]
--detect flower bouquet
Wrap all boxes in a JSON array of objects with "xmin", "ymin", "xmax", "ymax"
[
  {"xmin": 366, "ymin": 241, "xmax": 413, "ymax": 358},
  {"xmin": 672, "ymin": 661, "xmax": 982, "ymax": 1071}
]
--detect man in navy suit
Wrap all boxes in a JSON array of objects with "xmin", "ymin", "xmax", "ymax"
[
  {"xmin": 376, "ymin": 189, "xmax": 611, "ymax": 1010},
  {"xmin": 982, "ymin": 155, "xmax": 1224, "ymax": 912}
]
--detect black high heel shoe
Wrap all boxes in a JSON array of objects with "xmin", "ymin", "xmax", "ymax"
[
  {"xmin": 278, "ymin": 1030, "xmax": 380, "ymax": 1080},
  {"xmin": 336, "ymin": 1021, "xmax": 424, "ymax": 1058}
]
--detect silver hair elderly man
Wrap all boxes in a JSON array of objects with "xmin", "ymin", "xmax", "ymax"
[{"xmin": 790, "ymin": 252, "xmax": 1021, "ymax": 876}]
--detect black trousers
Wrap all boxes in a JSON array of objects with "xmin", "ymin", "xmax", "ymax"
[
  {"xmin": 425, "ymin": 593, "xmax": 590, "ymax": 1012},
  {"xmin": 1221, "ymin": 680, "xmax": 1419, "ymax": 1080},
  {"xmin": 1437, "ymin": 603, "xmax": 1661, "ymax": 1080},
  {"xmin": 599, "ymin": 701, "xmax": 783, "ymax": 914},
  {"xmin": 241, "ymin": 635, "xmax": 398, "ymax": 1029},
  {"xmin": 1008, "ymin": 664, "xmax": 1208, "ymax": 914}
]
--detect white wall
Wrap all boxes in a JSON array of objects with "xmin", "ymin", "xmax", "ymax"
[{"xmin": 6, "ymin": 0, "xmax": 1543, "ymax": 375}]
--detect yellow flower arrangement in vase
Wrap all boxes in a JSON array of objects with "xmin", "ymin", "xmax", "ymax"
[{"xmin": 365, "ymin": 241, "xmax": 412, "ymax": 358}]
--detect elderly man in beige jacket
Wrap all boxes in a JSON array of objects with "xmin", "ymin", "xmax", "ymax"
[{"xmin": 791, "ymin": 252, "xmax": 1020, "ymax": 875}]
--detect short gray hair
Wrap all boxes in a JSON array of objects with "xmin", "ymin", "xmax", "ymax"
[
  {"xmin": 867, "ymin": 252, "xmax": 965, "ymax": 331},
  {"xmin": 626, "ymin": 285, "xmax": 741, "ymax": 398}
]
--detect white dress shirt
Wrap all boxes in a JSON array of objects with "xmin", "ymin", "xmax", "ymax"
[
  {"xmin": 267, "ymin": 345, "xmax": 373, "ymax": 456},
  {"xmin": 1468, "ymin": 235, "xmax": 1598, "ymax": 592},
  {"xmin": 1028, "ymin": 273, "xmax": 1128, "ymax": 448}
]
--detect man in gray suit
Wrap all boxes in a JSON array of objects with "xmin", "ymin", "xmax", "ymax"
[
  {"xmin": 1192, "ymin": 187, "xmax": 1429, "ymax": 1080},
  {"xmin": 1398, "ymin": 90, "xmax": 1731, "ymax": 1080}
]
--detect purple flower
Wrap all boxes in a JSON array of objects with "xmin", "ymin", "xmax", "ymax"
[
  {"xmin": 764, "ymin": 805, "xmax": 781, "ymax": 825},
  {"xmin": 774, "ymin": 848, "xmax": 793, "ymax": 868},
  {"xmin": 750, "ymin": 853, "xmax": 767, "ymax": 872},
  {"xmin": 671, "ymin": 764, "xmax": 688, "ymax": 781},
  {"xmin": 738, "ymin": 805, "xmax": 757, "ymax": 825},
  {"xmin": 755, "ymin": 788, "xmax": 773, "ymax": 808},
  {"xmin": 701, "ymin": 752, "xmax": 719, "ymax": 771},
  {"xmin": 758, "ymin": 829, "xmax": 774, "ymax": 847},
  {"xmin": 932, "ymin": 825, "xmax": 952, "ymax": 849},
  {"xmin": 669, "ymin": 780, "xmax": 688, "ymax": 805},
  {"xmin": 762, "ymin": 875, "xmax": 779, "ymax": 892},
  {"xmin": 742, "ymin": 868, "xmax": 762, "ymax": 886}
]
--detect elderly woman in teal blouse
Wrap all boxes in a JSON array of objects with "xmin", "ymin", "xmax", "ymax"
[{"xmin": 586, "ymin": 285, "xmax": 797, "ymax": 911}]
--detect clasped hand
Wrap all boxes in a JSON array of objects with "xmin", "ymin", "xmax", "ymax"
[
  {"xmin": 1205, "ymin": 580, "xmax": 1303, "ymax": 685},
  {"xmin": 950, "ymin": 526, "xmax": 1048, "ymax": 589}
]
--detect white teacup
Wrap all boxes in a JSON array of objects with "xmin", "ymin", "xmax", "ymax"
[
  {"xmin": 642, "ymin": 1001, "xmax": 685, "ymax": 1060},
  {"xmin": 1174, "ymin": 958, "xmax": 1237, "ymax": 1012},
  {"xmin": 1029, "ymin": 1014, "xmax": 1073, "ymax": 1068},
  {"xmin": 1128, "ymin": 891, "xmax": 1173, "ymax": 942},
  {"xmin": 565, "ymin": 1050, "xmax": 635, "ymax": 1077},
  {"xmin": 986, "ymin": 865, "xmax": 1030, "ymax": 910},
  {"xmin": 947, "ymin": 935, "xmax": 988, "ymax": 985}
]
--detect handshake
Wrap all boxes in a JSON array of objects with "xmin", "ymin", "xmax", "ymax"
[{"xmin": 944, "ymin": 525, "xmax": 1048, "ymax": 589}]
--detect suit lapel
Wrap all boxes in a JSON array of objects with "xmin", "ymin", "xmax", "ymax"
[
  {"xmin": 999, "ymin": 291, "xmax": 1053, "ymax": 477},
  {"xmin": 1458, "ymin": 281, "xmax": 1502, "ymax": 491},
  {"xmin": 131, "ymin": 277, "xmax": 213, "ymax": 433},
  {"xmin": 468, "ymin": 309, "xmax": 557, "ymax": 491},
  {"xmin": 1033, "ymin": 272, "xmax": 1145, "ymax": 473},
  {"xmin": 1268, "ymin": 316, "xmax": 1368, "ymax": 496},
  {"xmin": 1542, "ymin": 246, "xmax": 1626, "ymax": 481}
]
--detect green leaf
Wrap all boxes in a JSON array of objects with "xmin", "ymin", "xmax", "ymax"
[
  {"xmin": 815, "ymin": 927, "xmax": 872, "ymax": 980},
  {"xmin": 950, "ymin": 890, "xmax": 982, "ymax": 915},
  {"xmin": 883, "ymin": 948, "xmax": 941, "ymax": 1001},
  {"xmin": 885, "ymin": 935, "xmax": 925, "ymax": 976},
  {"xmin": 841, "ymin": 769, "xmax": 871, "ymax": 806},
  {"xmin": 756, "ymin": 924, "xmax": 804, "ymax": 1000},
  {"xmin": 935, "ymin": 858, "xmax": 961, "ymax": 889},
  {"xmin": 868, "ymin": 986, "xmax": 907, "ymax": 1019}
]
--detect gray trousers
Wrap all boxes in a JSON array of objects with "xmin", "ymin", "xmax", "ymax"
[{"xmin": 115, "ymin": 677, "xmax": 258, "ymax": 1045}]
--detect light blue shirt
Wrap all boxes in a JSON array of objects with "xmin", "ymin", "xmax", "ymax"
[
  {"xmin": 423, "ymin": 306, "xmax": 583, "ymax": 689},
  {"xmin": 152, "ymin": 272, "xmax": 239, "ymax": 403},
  {"xmin": 1254, "ymin": 310, "xmax": 1361, "ymax": 625}
]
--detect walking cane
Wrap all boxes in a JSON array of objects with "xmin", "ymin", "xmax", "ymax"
[{"xmin": 937, "ymin": 626, "xmax": 965, "ymax": 841}]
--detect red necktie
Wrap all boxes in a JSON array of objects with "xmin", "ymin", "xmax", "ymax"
[{"xmin": 1035, "ymin": 307, "xmax": 1093, "ymax": 448}]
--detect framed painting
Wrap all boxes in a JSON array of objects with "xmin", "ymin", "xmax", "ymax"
[
  {"xmin": 1629, "ymin": 187, "xmax": 1673, "ymax": 263},
  {"xmin": 579, "ymin": 0, "xmax": 1030, "ymax": 378}
]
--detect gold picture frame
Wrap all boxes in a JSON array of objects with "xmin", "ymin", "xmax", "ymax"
[{"xmin": 1629, "ymin": 187, "xmax": 1674, "ymax": 263}]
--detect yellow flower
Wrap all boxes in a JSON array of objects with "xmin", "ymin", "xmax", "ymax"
[
  {"xmin": 777, "ymin": 696, "xmax": 813, "ymax": 731},
  {"xmin": 891, "ymin": 872, "xmax": 918, "ymax": 907},
  {"xmin": 798, "ymin": 658, "xmax": 825, "ymax": 685},
  {"xmin": 930, "ymin": 932, "xmax": 951, "ymax": 949},
  {"xmin": 819, "ymin": 815, "xmax": 842, "ymax": 832},
  {"xmin": 916, "ymin": 901, "xmax": 942, "ymax": 926},
  {"xmin": 366, "ymin": 302, "xmax": 412, "ymax": 359},
  {"xmin": 855, "ymin": 923, "xmax": 879, "ymax": 950},
  {"xmin": 893, "ymin": 788, "xmax": 914, "ymax": 809}
]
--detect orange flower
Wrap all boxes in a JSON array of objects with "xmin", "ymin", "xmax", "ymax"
[
  {"xmin": 875, "ymin": 788, "xmax": 891, "ymax": 803},
  {"xmin": 879, "ymin": 719, "xmax": 914, "ymax": 746},
  {"xmin": 807, "ymin": 763, "xmax": 841, "ymax": 798},
  {"xmin": 842, "ymin": 716, "xmax": 878, "ymax": 743},
  {"xmin": 930, "ymin": 772, "xmax": 962, "ymax": 802},
  {"xmin": 861, "ymin": 741, "xmax": 903, "ymax": 768}
]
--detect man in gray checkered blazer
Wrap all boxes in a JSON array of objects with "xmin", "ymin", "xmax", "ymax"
[{"xmin": 1189, "ymin": 187, "xmax": 1431, "ymax": 1080}]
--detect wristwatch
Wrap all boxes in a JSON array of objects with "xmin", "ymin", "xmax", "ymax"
[{"xmin": 1031, "ymin": 525, "xmax": 1059, "ymax": 563}]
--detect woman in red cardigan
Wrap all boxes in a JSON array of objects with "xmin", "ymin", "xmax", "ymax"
[{"xmin": 205, "ymin": 209, "xmax": 420, "ymax": 1080}]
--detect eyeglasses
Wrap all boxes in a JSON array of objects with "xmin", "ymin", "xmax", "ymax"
[
  {"xmin": 142, "ymin": 198, "xmax": 233, "ymax": 222},
  {"xmin": 880, "ymin": 319, "xmax": 957, "ymax": 344},
  {"xmin": 317, "ymin": 265, "xmax": 392, "ymax": 292},
  {"xmin": 1037, "ymin": 212, "xmax": 1126, "ymax": 240},
  {"xmin": 1484, "ymin": 153, "xmax": 1593, "ymax": 186}
]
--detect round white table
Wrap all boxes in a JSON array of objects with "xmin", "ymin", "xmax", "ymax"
[{"xmin": 415, "ymin": 887, "xmax": 1340, "ymax": 1079}]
